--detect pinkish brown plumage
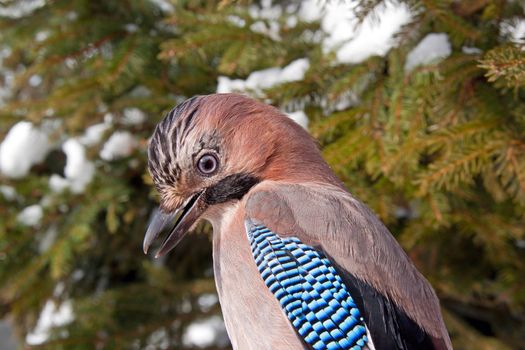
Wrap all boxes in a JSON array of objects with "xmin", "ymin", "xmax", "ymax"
[{"xmin": 144, "ymin": 94, "xmax": 452, "ymax": 350}]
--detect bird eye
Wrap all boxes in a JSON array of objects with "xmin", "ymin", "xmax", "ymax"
[{"xmin": 197, "ymin": 153, "xmax": 219, "ymax": 175}]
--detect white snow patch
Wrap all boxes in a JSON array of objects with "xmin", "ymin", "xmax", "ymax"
[
  {"xmin": 227, "ymin": 15, "xmax": 246, "ymax": 27},
  {"xmin": 249, "ymin": 0, "xmax": 282, "ymax": 21},
  {"xmin": 50, "ymin": 139, "xmax": 95, "ymax": 194},
  {"xmin": 62, "ymin": 139, "xmax": 95, "ymax": 193},
  {"xmin": 72, "ymin": 269, "xmax": 85, "ymax": 281},
  {"xmin": 49, "ymin": 174, "xmax": 69, "ymax": 193},
  {"xmin": 0, "ymin": 185, "xmax": 17, "ymax": 200},
  {"xmin": 29, "ymin": 74, "xmax": 42, "ymax": 87},
  {"xmin": 130, "ymin": 86, "xmax": 152, "ymax": 97},
  {"xmin": 35, "ymin": 31, "xmax": 49, "ymax": 42},
  {"xmin": 182, "ymin": 316, "xmax": 227, "ymax": 348},
  {"xmin": 462, "ymin": 46, "xmax": 482, "ymax": 55},
  {"xmin": 405, "ymin": 33, "xmax": 452, "ymax": 71},
  {"xmin": 17, "ymin": 204, "xmax": 43, "ymax": 227},
  {"xmin": 197, "ymin": 293, "xmax": 218, "ymax": 312},
  {"xmin": 26, "ymin": 300, "xmax": 74, "ymax": 345},
  {"xmin": 217, "ymin": 77, "xmax": 244, "ymax": 94},
  {"xmin": 501, "ymin": 19, "xmax": 525, "ymax": 44},
  {"xmin": 79, "ymin": 122, "xmax": 110, "ymax": 146},
  {"xmin": 64, "ymin": 58, "xmax": 76, "ymax": 69},
  {"xmin": 1, "ymin": 68, "xmax": 15, "ymax": 104},
  {"xmin": 333, "ymin": 93, "xmax": 358, "ymax": 111},
  {"xmin": 333, "ymin": 3, "xmax": 411, "ymax": 63},
  {"xmin": 104, "ymin": 112, "xmax": 115, "ymax": 124},
  {"xmin": 0, "ymin": 122, "xmax": 51, "ymax": 178},
  {"xmin": 66, "ymin": 11, "xmax": 77, "ymax": 21},
  {"xmin": 53, "ymin": 282, "xmax": 65, "ymax": 298},
  {"xmin": 39, "ymin": 195, "xmax": 53, "ymax": 208},
  {"xmin": 286, "ymin": 15, "xmax": 298, "ymax": 28},
  {"xmin": 298, "ymin": 0, "xmax": 323, "ymax": 22},
  {"xmin": 39, "ymin": 226, "xmax": 58, "ymax": 253},
  {"xmin": 0, "ymin": 0, "xmax": 46, "ymax": 18},
  {"xmin": 100, "ymin": 131, "xmax": 138, "ymax": 161},
  {"xmin": 299, "ymin": 0, "xmax": 412, "ymax": 64},
  {"xmin": 124, "ymin": 23, "xmax": 139, "ymax": 33},
  {"xmin": 147, "ymin": 328, "xmax": 170, "ymax": 349},
  {"xmin": 217, "ymin": 58, "xmax": 309, "ymax": 93},
  {"xmin": 250, "ymin": 20, "xmax": 280, "ymax": 40},
  {"xmin": 123, "ymin": 107, "xmax": 146, "ymax": 125},
  {"xmin": 286, "ymin": 110, "xmax": 309, "ymax": 129},
  {"xmin": 149, "ymin": 0, "xmax": 174, "ymax": 13}
]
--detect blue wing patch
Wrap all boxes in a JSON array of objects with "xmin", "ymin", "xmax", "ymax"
[{"xmin": 246, "ymin": 222, "xmax": 368, "ymax": 350}]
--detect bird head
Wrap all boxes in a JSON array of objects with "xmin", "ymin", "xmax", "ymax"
[{"xmin": 143, "ymin": 93, "xmax": 339, "ymax": 257}]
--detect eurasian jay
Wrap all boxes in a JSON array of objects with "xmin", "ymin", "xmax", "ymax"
[{"xmin": 143, "ymin": 94, "xmax": 452, "ymax": 350}]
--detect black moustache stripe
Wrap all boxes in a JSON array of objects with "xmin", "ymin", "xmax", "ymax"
[{"xmin": 204, "ymin": 173, "xmax": 260, "ymax": 205}]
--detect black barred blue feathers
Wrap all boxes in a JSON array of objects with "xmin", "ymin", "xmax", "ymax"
[{"xmin": 246, "ymin": 222, "xmax": 368, "ymax": 350}]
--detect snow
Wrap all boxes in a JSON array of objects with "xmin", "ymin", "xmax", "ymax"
[
  {"xmin": 287, "ymin": 110, "xmax": 309, "ymax": 129},
  {"xmin": 299, "ymin": 0, "xmax": 412, "ymax": 64},
  {"xmin": 0, "ymin": 0, "xmax": 45, "ymax": 18},
  {"xmin": 250, "ymin": 20, "xmax": 280, "ymax": 40},
  {"xmin": 297, "ymin": 0, "xmax": 323, "ymax": 22},
  {"xmin": 99, "ymin": 131, "xmax": 138, "ymax": 161},
  {"xmin": 0, "ymin": 48, "xmax": 14, "ymax": 106},
  {"xmin": 78, "ymin": 122, "xmax": 109, "ymax": 146},
  {"xmin": 335, "ymin": 4, "xmax": 411, "ymax": 64},
  {"xmin": 124, "ymin": 23, "xmax": 139, "ymax": 33},
  {"xmin": 217, "ymin": 2, "xmax": 413, "ymax": 93},
  {"xmin": 72, "ymin": 269, "xmax": 85, "ymax": 281},
  {"xmin": 39, "ymin": 226, "xmax": 57, "ymax": 253},
  {"xmin": 49, "ymin": 174, "xmax": 69, "ymax": 192},
  {"xmin": 227, "ymin": 15, "xmax": 246, "ymax": 28},
  {"xmin": 462, "ymin": 46, "xmax": 482, "ymax": 55},
  {"xmin": 197, "ymin": 293, "xmax": 218, "ymax": 312},
  {"xmin": 0, "ymin": 121, "xmax": 51, "ymax": 178},
  {"xmin": 149, "ymin": 0, "xmax": 174, "ymax": 13},
  {"xmin": 182, "ymin": 316, "xmax": 229, "ymax": 348},
  {"xmin": 35, "ymin": 30, "xmax": 49, "ymax": 42},
  {"xmin": 0, "ymin": 185, "xmax": 16, "ymax": 200},
  {"xmin": 217, "ymin": 77, "xmax": 244, "ymax": 94},
  {"xmin": 405, "ymin": 33, "xmax": 452, "ymax": 71},
  {"xmin": 17, "ymin": 204, "xmax": 43, "ymax": 227},
  {"xmin": 501, "ymin": 19, "xmax": 525, "ymax": 44},
  {"xmin": 146, "ymin": 328, "xmax": 169, "ymax": 349},
  {"xmin": 50, "ymin": 139, "xmax": 95, "ymax": 194},
  {"xmin": 29, "ymin": 74, "xmax": 42, "ymax": 87},
  {"xmin": 249, "ymin": 0, "xmax": 282, "ymax": 21},
  {"xmin": 286, "ymin": 15, "xmax": 298, "ymax": 28},
  {"xmin": 26, "ymin": 300, "xmax": 74, "ymax": 345},
  {"xmin": 129, "ymin": 85, "xmax": 152, "ymax": 98},
  {"xmin": 217, "ymin": 58, "xmax": 309, "ymax": 93},
  {"xmin": 123, "ymin": 107, "xmax": 146, "ymax": 125},
  {"xmin": 62, "ymin": 139, "xmax": 95, "ymax": 193}
]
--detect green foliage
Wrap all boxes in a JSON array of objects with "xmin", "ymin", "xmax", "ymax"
[
  {"xmin": 1, "ymin": 0, "xmax": 524, "ymax": 349},
  {"xmin": 479, "ymin": 45, "xmax": 525, "ymax": 89}
]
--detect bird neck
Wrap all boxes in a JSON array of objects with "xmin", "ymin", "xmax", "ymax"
[{"xmin": 260, "ymin": 143, "xmax": 344, "ymax": 189}]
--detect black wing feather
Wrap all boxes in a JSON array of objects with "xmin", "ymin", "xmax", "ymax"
[{"xmin": 331, "ymin": 259, "xmax": 439, "ymax": 350}]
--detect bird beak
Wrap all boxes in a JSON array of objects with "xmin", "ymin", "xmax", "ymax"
[{"xmin": 143, "ymin": 191, "xmax": 208, "ymax": 258}]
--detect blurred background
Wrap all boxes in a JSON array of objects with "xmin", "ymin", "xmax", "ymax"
[{"xmin": 0, "ymin": 0, "xmax": 524, "ymax": 349}]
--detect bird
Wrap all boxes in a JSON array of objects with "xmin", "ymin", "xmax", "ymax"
[{"xmin": 143, "ymin": 93, "xmax": 452, "ymax": 350}]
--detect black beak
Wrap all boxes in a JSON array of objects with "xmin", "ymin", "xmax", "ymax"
[{"xmin": 143, "ymin": 191, "xmax": 208, "ymax": 258}]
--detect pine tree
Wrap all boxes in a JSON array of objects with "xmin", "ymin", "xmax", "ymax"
[{"xmin": 0, "ymin": 0, "xmax": 524, "ymax": 349}]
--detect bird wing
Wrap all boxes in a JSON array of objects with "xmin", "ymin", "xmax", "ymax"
[
  {"xmin": 245, "ymin": 220, "xmax": 370, "ymax": 350},
  {"xmin": 244, "ymin": 181, "xmax": 452, "ymax": 350}
]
